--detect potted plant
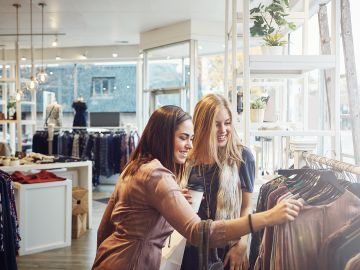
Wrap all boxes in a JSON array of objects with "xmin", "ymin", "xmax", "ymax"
[
  {"xmin": 250, "ymin": 98, "xmax": 266, "ymax": 123},
  {"xmin": 250, "ymin": 0, "xmax": 296, "ymax": 55},
  {"xmin": 7, "ymin": 98, "xmax": 16, "ymax": 120}
]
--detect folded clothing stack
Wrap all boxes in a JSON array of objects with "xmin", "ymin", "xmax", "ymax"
[{"xmin": 11, "ymin": 170, "xmax": 65, "ymax": 184}]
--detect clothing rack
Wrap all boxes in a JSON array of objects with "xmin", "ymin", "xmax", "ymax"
[
  {"xmin": 303, "ymin": 152, "xmax": 360, "ymax": 175},
  {"xmin": 303, "ymin": 152, "xmax": 360, "ymax": 182},
  {"xmin": 289, "ymin": 140, "xmax": 360, "ymax": 182}
]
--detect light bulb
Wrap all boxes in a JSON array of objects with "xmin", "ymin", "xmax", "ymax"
[
  {"xmin": 37, "ymin": 69, "xmax": 48, "ymax": 83},
  {"xmin": 52, "ymin": 40, "xmax": 58, "ymax": 47},
  {"xmin": 39, "ymin": 73, "xmax": 46, "ymax": 82},
  {"xmin": 16, "ymin": 91, "xmax": 22, "ymax": 101},
  {"xmin": 26, "ymin": 77, "xmax": 38, "ymax": 90}
]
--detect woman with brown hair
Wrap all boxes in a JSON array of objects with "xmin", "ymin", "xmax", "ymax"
[
  {"xmin": 180, "ymin": 94, "xmax": 255, "ymax": 270},
  {"xmin": 92, "ymin": 105, "xmax": 302, "ymax": 270}
]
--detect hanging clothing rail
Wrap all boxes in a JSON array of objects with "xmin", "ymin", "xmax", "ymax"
[
  {"xmin": 303, "ymin": 152, "xmax": 360, "ymax": 175},
  {"xmin": 36, "ymin": 126, "xmax": 129, "ymax": 131}
]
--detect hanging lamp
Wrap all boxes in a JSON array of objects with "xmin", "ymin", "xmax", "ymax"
[
  {"xmin": 26, "ymin": 0, "xmax": 38, "ymax": 90},
  {"xmin": 37, "ymin": 2, "xmax": 48, "ymax": 83},
  {"xmin": 13, "ymin": 3, "xmax": 22, "ymax": 102}
]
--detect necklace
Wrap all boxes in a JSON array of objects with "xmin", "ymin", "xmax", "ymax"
[{"xmin": 201, "ymin": 164, "xmax": 218, "ymax": 219}]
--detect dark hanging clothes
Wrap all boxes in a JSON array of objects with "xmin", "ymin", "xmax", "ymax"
[
  {"xmin": 0, "ymin": 170, "xmax": 20, "ymax": 270},
  {"xmin": 32, "ymin": 129, "xmax": 139, "ymax": 186},
  {"xmin": 72, "ymin": 101, "xmax": 87, "ymax": 127}
]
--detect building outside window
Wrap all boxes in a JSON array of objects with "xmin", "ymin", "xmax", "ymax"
[{"xmin": 92, "ymin": 77, "xmax": 116, "ymax": 98}]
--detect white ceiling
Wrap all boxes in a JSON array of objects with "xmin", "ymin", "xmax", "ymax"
[{"xmin": 0, "ymin": 0, "xmax": 226, "ymax": 50}]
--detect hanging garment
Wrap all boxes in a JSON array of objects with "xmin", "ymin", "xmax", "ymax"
[
  {"xmin": 72, "ymin": 101, "xmax": 87, "ymax": 127},
  {"xmin": 0, "ymin": 170, "xmax": 20, "ymax": 270},
  {"xmin": 45, "ymin": 102, "xmax": 63, "ymax": 127},
  {"xmin": 345, "ymin": 253, "xmax": 360, "ymax": 270},
  {"xmin": 270, "ymin": 190, "xmax": 360, "ymax": 270},
  {"xmin": 319, "ymin": 216, "xmax": 360, "ymax": 270}
]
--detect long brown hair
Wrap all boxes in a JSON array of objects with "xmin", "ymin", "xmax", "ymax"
[
  {"xmin": 123, "ymin": 105, "xmax": 191, "ymax": 177},
  {"xmin": 189, "ymin": 93, "xmax": 243, "ymax": 166}
]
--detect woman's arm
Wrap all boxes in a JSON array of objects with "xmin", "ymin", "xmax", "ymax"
[
  {"xmin": 96, "ymin": 194, "xmax": 116, "ymax": 248},
  {"xmin": 146, "ymin": 168, "xmax": 302, "ymax": 248}
]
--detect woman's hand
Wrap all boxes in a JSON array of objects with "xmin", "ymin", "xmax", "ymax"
[
  {"xmin": 181, "ymin": 188, "xmax": 192, "ymax": 204},
  {"xmin": 267, "ymin": 199, "xmax": 303, "ymax": 226},
  {"xmin": 224, "ymin": 240, "xmax": 249, "ymax": 270}
]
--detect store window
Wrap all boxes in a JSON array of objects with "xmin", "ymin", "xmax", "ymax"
[{"xmin": 91, "ymin": 77, "xmax": 115, "ymax": 98}]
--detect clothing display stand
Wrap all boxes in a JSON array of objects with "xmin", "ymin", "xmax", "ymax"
[
  {"xmin": 12, "ymin": 179, "xmax": 72, "ymax": 255},
  {"xmin": 2, "ymin": 161, "xmax": 93, "ymax": 228},
  {"xmin": 290, "ymin": 139, "xmax": 360, "ymax": 182}
]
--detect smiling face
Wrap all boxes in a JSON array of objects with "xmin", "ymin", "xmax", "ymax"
[
  {"xmin": 215, "ymin": 108, "xmax": 231, "ymax": 148},
  {"xmin": 173, "ymin": 119, "xmax": 194, "ymax": 164}
]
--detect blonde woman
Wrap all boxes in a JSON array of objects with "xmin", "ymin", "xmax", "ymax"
[{"xmin": 181, "ymin": 94, "xmax": 255, "ymax": 270}]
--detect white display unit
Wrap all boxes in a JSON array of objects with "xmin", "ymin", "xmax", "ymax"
[
  {"xmin": 0, "ymin": 70, "xmax": 37, "ymax": 153},
  {"xmin": 225, "ymin": 0, "xmax": 341, "ymax": 171},
  {"xmin": 1, "ymin": 48, "xmax": 37, "ymax": 153},
  {"xmin": 12, "ymin": 179, "xmax": 72, "ymax": 255},
  {"xmin": 1, "ymin": 161, "xmax": 93, "ymax": 228}
]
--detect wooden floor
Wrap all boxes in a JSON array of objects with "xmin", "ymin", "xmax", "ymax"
[{"xmin": 16, "ymin": 185, "xmax": 114, "ymax": 270}]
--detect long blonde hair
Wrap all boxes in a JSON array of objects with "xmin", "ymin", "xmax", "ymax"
[
  {"xmin": 189, "ymin": 93, "xmax": 243, "ymax": 167},
  {"xmin": 181, "ymin": 94, "xmax": 244, "ymax": 221}
]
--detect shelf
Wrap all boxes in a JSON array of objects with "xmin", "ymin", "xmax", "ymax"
[
  {"xmin": 20, "ymin": 101, "xmax": 36, "ymax": 105},
  {"xmin": 249, "ymin": 55, "xmax": 336, "ymax": 72},
  {"xmin": 237, "ymin": 55, "xmax": 336, "ymax": 78},
  {"xmin": 0, "ymin": 78, "xmax": 16, "ymax": 83},
  {"xmin": 20, "ymin": 120, "xmax": 36, "ymax": 125},
  {"xmin": 250, "ymin": 122, "xmax": 299, "ymax": 130},
  {"xmin": 249, "ymin": 130, "xmax": 336, "ymax": 137},
  {"xmin": 0, "ymin": 120, "xmax": 17, "ymax": 124},
  {"xmin": 237, "ymin": 11, "xmax": 305, "ymax": 23}
]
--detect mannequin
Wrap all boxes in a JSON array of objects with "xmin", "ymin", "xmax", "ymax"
[
  {"xmin": 45, "ymin": 98, "xmax": 63, "ymax": 127},
  {"xmin": 72, "ymin": 96, "xmax": 87, "ymax": 127}
]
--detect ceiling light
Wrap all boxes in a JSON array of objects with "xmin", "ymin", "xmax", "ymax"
[
  {"xmin": 55, "ymin": 56, "xmax": 61, "ymax": 60},
  {"xmin": 52, "ymin": 36, "xmax": 58, "ymax": 47},
  {"xmin": 21, "ymin": 56, "xmax": 26, "ymax": 61},
  {"xmin": 27, "ymin": 0, "xmax": 38, "ymax": 90},
  {"xmin": 36, "ymin": 2, "xmax": 48, "ymax": 83},
  {"xmin": 198, "ymin": 46, "xmax": 203, "ymax": 50},
  {"xmin": 112, "ymin": 53, "xmax": 118, "ymax": 58},
  {"xmin": 13, "ymin": 3, "xmax": 26, "ymax": 99}
]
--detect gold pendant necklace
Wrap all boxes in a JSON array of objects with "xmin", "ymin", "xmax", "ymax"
[{"xmin": 202, "ymin": 164, "xmax": 218, "ymax": 219}]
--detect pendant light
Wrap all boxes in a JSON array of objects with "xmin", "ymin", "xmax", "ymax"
[
  {"xmin": 26, "ymin": 0, "xmax": 38, "ymax": 90},
  {"xmin": 13, "ymin": 3, "xmax": 22, "ymax": 101},
  {"xmin": 37, "ymin": 2, "xmax": 48, "ymax": 83}
]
